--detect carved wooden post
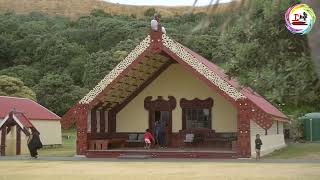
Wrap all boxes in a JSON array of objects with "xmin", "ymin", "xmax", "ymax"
[
  {"xmin": 1, "ymin": 127, "xmax": 6, "ymax": 156},
  {"xmin": 237, "ymin": 100, "xmax": 251, "ymax": 158},
  {"xmin": 76, "ymin": 104, "xmax": 89, "ymax": 156},
  {"xmin": 150, "ymin": 31, "xmax": 163, "ymax": 53},
  {"xmin": 16, "ymin": 126, "xmax": 21, "ymax": 155}
]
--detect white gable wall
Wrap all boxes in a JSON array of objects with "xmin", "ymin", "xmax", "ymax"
[{"xmin": 250, "ymin": 120, "xmax": 286, "ymax": 157}]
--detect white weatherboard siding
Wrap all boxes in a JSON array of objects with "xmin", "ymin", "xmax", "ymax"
[
  {"xmin": 30, "ymin": 120, "xmax": 62, "ymax": 145},
  {"xmin": 250, "ymin": 120, "xmax": 286, "ymax": 157}
]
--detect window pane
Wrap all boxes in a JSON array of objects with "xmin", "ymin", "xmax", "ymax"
[{"xmin": 184, "ymin": 108, "xmax": 210, "ymax": 129}]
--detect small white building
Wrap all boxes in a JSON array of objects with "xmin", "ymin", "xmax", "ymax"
[{"xmin": 0, "ymin": 96, "xmax": 62, "ymax": 155}]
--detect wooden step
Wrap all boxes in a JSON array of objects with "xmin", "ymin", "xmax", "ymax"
[
  {"xmin": 86, "ymin": 150, "xmax": 237, "ymax": 159},
  {"xmin": 118, "ymin": 154, "xmax": 152, "ymax": 159}
]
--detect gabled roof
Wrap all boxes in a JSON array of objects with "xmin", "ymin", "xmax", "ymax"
[
  {"xmin": 0, "ymin": 96, "xmax": 61, "ymax": 120},
  {"xmin": 78, "ymin": 32, "xmax": 288, "ymax": 121},
  {"xmin": 0, "ymin": 111, "xmax": 36, "ymax": 135}
]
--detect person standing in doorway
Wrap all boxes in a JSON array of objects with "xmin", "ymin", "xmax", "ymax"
[
  {"xmin": 27, "ymin": 128, "xmax": 43, "ymax": 159},
  {"xmin": 255, "ymin": 134, "xmax": 263, "ymax": 160},
  {"xmin": 158, "ymin": 119, "xmax": 167, "ymax": 148},
  {"xmin": 154, "ymin": 119, "xmax": 161, "ymax": 146}
]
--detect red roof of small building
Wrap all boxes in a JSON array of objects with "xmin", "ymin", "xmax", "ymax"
[
  {"xmin": 0, "ymin": 96, "xmax": 60, "ymax": 120},
  {"xmin": 14, "ymin": 112, "xmax": 34, "ymax": 128}
]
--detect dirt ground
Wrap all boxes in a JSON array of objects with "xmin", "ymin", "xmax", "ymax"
[{"xmin": 0, "ymin": 160, "xmax": 319, "ymax": 180}]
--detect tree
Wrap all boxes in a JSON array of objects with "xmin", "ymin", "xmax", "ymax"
[
  {"xmin": 34, "ymin": 35, "xmax": 88, "ymax": 75},
  {"xmin": 0, "ymin": 65, "xmax": 40, "ymax": 87},
  {"xmin": 0, "ymin": 75, "xmax": 36, "ymax": 100},
  {"xmin": 35, "ymin": 73, "xmax": 88, "ymax": 116},
  {"xmin": 82, "ymin": 51, "xmax": 118, "ymax": 89},
  {"xmin": 219, "ymin": 0, "xmax": 320, "ymax": 113},
  {"xmin": 0, "ymin": 35, "xmax": 16, "ymax": 68}
]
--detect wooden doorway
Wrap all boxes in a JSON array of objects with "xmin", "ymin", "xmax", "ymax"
[{"xmin": 144, "ymin": 96, "xmax": 176, "ymax": 145}]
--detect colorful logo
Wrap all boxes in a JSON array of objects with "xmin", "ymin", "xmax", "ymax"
[{"xmin": 285, "ymin": 3, "xmax": 316, "ymax": 35}]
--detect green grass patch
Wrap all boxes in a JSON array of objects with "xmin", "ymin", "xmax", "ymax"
[
  {"xmin": 266, "ymin": 142, "xmax": 320, "ymax": 159},
  {"xmin": 38, "ymin": 128, "xmax": 76, "ymax": 157}
]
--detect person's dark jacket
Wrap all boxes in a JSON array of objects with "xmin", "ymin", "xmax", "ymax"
[
  {"xmin": 255, "ymin": 138, "xmax": 262, "ymax": 150},
  {"xmin": 28, "ymin": 133, "xmax": 43, "ymax": 150}
]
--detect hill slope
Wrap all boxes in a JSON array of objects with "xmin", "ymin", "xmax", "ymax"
[{"xmin": 0, "ymin": 0, "xmax": 242, "ymax": 19}]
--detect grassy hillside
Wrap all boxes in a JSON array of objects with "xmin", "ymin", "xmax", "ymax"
[{"xmin": 0, "ymin": 0, "xmax": 242, "ymax": 19}]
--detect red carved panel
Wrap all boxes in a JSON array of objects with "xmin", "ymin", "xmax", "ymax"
[
  {"xmin": 180, "ymin": 98, "xmax": 213, "ymax": 108},
  {"xmin": 180, "ymin": 98, "xmax": 213, "ymax": 130},
  {"xmin": 61, "ymin": 104, "xmax": 78, "ymax": 129},
  {"xmin": 76, "ymin": 104, "xmax": 89, "ymax": 155},
  {"xmin": 150, "ymin": 31, "xmax": 163, "ymax": 53},
  {"xmin": 144, "ymin": 96, "xmax": 176, "ymax": 111},
  {"xmin": 236, "ymin": 100, "xmax": 252, "ymax": 158}
]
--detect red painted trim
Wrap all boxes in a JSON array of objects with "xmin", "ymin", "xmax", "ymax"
[
  {"xmin": 76, "ymin": 104, "xmax": 89, "ymax": 155},
  {"xmin": 61, "ymin": 104, "xmax": 79, "ymax": 129}
]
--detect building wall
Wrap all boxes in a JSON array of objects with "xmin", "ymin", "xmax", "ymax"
[
  {"xmin": 0, "ymin": 118, "xmax": 61, "ymax": 156},
  {"xmin": 250, "ymin": 120, "xmax": 286, "ymax": 157},
  {"xmin": 0, "ymin": 126, "xmax": 29, "ymax": 156},
  {"xmin": 116, "ymin": 64, "xmax": 237, "ymax": 133},
  {"xmin": 31, "ymin": 120, "xmax": 62, "ymax": 145}
]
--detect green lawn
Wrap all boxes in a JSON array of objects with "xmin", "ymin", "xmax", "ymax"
[
  {"xmin": 38, "ymin": 128, "xmax": 76, "ymax": 156},
  {"xmin": 0, "ymin": 160, "xmax": 319, "ymax": 180},
  {"xmin": 266, "ymin": 142, "xmax": 320, "ymax": 159}
]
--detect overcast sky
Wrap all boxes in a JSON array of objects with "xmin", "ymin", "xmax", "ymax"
[{"xmin": 104, "ymin": 0, "xmax": 233, "ymax": 6}]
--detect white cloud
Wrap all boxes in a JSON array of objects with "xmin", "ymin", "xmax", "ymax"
[{"xmin": 104, "ymin": 0, "xmax": 233, "ymax": 6}]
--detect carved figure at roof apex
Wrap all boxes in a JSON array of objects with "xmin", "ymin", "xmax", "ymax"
[{"xmin": 151, "ymin": 13, "xmax": 166, "ymax": 34}]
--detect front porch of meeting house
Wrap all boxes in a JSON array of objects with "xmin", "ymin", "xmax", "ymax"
[
  {"xmin": 62, "ymin": 31, "xmax": 289, "ymax": 158},
  {"xmin": 84, "ymin": 95, "xmax": 238, "ymax": 158}
]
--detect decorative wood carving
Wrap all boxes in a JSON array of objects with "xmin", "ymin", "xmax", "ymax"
[
  {"xmin": 144, "ymin": 96, "xmax": 176, "ymax": 111},
  {"xmin": 236, "ymin": 100, "xmax": 252, "ymax": 158},
  {"xmin": 0, "ymin": 127, "xmax": 6, "ymax": 156},
  {"xmin": 16, "ymin": 127, "xmax": 21, "ymax": 155},
  {"xmin": 180, "ymin": 98, "xmax": 213, "ymax": 109},
  {"xmin": 76, "ymin": 104, "xmax": 89, "ymax": 155},
  {"xmin": 144, "ymin": 96, "xmax": 176, "ymax": 145},
  {"xmin": 180, "ymin": 98, "xmax": 213, "ymax": 130}
]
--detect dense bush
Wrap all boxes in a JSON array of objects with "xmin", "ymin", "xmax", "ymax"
[{"xmin": 0, "ymin": 0, "xmax": 318, "ymax": 116}]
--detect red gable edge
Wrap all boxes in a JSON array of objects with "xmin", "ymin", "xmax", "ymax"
[{"xmin": 0, "ymin": 96, "xmax": 61, "ymax": 121}]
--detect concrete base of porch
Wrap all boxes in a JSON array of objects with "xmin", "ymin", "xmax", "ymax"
[{"xmin": 86, "ymin": 148, "xmax": 237, "ymax": 158}]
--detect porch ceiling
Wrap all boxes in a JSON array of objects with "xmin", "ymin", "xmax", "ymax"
[{"xmin": 99, "ymin": 54, "xmax": 172, "ymax": 109}]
